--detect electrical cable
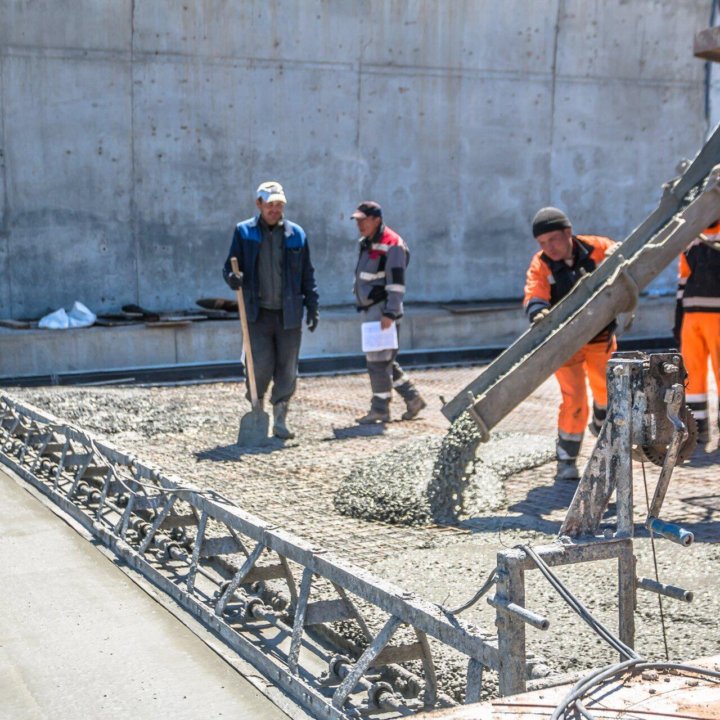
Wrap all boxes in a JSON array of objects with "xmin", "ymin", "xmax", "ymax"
[
  {"xmin": 553, "ymin": 660, "xmax": 720, "ymax": 719},
  {"xmin": 641, "ymin": 460, "xmax": 670, "ymax": 660},
  {"xmin": 444, "ymin": 567, "xmax": 497, "ymax": 614},
  {"xmin": 517, "ymin": 544, "xmax": 639, "ymax": 660}
]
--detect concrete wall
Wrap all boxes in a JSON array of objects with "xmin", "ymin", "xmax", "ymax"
[{"xmin": 0, "ymin": 0, "xmax": 713, "ymax": 319}]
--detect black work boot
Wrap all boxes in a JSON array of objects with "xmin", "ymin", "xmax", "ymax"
[
  {"xmin": 695, "ymin": 417, "xmax": 709, "ymax": 445},
  {"xmin": 555, "ymin": 435, "xmax": 582, "ymax": 482},
  {"xmin": 272, "ymin": 401, "xmax": 294, "ymax": 439},
  {"xmin": 555, "ymin": 460, "xmax": 580, "ymax": 481},
  {"xmin": 357, "ymin": 397, "xmax": 390, "ymax": 424},
  {"xmin": 401, "ymin": 395, "xmax": 427, "ymax": 421},
  {"xmin": 394, "ymin": 378, "xmax": 427, "ymax": 421},
  {"xmin": 588, "ymin": 403, "xmax": 607, "ymax": 437}
]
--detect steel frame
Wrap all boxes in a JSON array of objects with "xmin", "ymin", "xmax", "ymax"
[
  {"xmin": 492, "ymin": 351, "xmax": 697, "ymax": 696},
  {"xmin": 0, "ymin": 394, "xmax": 501, "ymax": 718}
]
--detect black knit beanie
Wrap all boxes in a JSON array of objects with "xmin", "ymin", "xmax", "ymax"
[{"xmin": 532, "ymin": 207, "xmax": 571, "ymax": 237}]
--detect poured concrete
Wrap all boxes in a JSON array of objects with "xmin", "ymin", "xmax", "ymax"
[
  {"xmin": 334, "ymin": 432, "xmax": 553, "ymax": 526},
  {"xmin": 0, "ymin": 466, "xmax": 295, "ymax": 720}
]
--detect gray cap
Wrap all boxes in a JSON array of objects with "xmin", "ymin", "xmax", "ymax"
[{"xmin": 532, "ymin": 207, "xmax": 571, "ymax": 238}]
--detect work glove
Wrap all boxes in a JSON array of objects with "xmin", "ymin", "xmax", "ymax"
[
  {"xmin": 531, "ymin": 307, "xmax": 551, "ymax": 323},
  {"xmin": 226, "ymin": 271, "xmax": 243, "ymax": 290},
  {"xmin": 306, "ymin": 307, "xmax": 319, "ymax": 332}
]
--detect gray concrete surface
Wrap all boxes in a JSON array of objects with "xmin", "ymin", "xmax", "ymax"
[
  {"xmin": 0, "ymin": 1, "xmax": 714, "ymax": 321},
  {"xmin": 0, "ymin": 465, "xmax": 296, "ymax": 720},
  {"xmin": 7, "ymin": 366, "xmax": 720, "ymax": 704},
  {"xmin": 0, "ymin": 295, "xmax": 675, "ymax": 379}
]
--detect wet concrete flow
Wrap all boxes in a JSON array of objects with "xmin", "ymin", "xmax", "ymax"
[{"xmin": 7, "ymin": 364, "xmax": 720, "ymax": 704}]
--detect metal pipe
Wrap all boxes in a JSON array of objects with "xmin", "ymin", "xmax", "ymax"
[
  {"xmin": 636, "ymin": 576, "xmax": 694, "ymax": 602},
  {"xmin": 646, "ymin": 517, "xmax": 694, "ymax": 546},
  {"xmin": 487, "ymin": 595, "xmax": 550, "ymax": 631}
]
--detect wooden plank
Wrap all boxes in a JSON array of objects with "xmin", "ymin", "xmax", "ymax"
[
  {"xmin": 439, "ymin": 302, "xmax": 519, "ymax": 314},
  {"xmin": 694, "ymin": 27, "xmax": 720, "ymax": 62},
  {"xmin": 0, "ymin": 319, "xmax": 32, "ymax": 329}
]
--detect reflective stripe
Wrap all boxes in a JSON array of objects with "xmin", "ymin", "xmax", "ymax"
[
  {"xmin": 373, "ymin": 392, "xmax": 392, "ymax": 399},
  {"xmin": 393, "ymin": 374, "xmax": 410, "ymax": 387},
  {"xmin": 558, "ymin": 430, "xmax": 583, "ymax": 442},
  {"xmin": 676, "ymin": 290, "xmax": 684, "ymax": 299},
  {"xmin": 359, "ymin": 271, "xmax": 386, "ymax": 281},
  {"xmin": 683, "ymin": 296, "xmax": 720, "ymax": 308},
  {"xmin": 687, "ymin": 393, "xmax": 709, "ymax": 403},
  {"xmin": 371, "ymin": 243, "xmax": 390, "ymax": 252},
  {"xmin": 385, "ymin": 283, "xmax": 405, "ymax": 293},
  {"xmin": 556, "ymin": 446, "xmax": 578, "ymax": 461},
  {"xmin": 524, "ymin": 295, "xmax": 549, "ymax": 310},
  {"xmin": 691, "ymin": 408, "xmax": 708, "ymax": 419}
]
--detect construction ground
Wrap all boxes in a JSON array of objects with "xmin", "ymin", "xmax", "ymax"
[{"xmin": 3, "ymin": 361, "xmax": 719, "ymax": 715}]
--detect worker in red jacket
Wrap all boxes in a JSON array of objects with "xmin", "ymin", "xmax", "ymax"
[
  {"xmin": 674, "ymin": 220, "xmax": 720, "ymax": 447},
  {"xmin": 524, "ymin": 207, "xmax": 618, "ymax": 481}
]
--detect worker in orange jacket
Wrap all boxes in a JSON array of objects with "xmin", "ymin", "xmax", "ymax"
[
  {"xmin": 673, "ymin": 220, "xmax": 720, "ymax": 447},
  {"xmin": 524, "ymin": 207, "xmax": 618, "ymax": 481}
]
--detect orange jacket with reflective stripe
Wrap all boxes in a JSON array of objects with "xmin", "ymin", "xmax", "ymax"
[{"xmin": 524, "ymin": 234, "xmax": 615, "ymax": 312}]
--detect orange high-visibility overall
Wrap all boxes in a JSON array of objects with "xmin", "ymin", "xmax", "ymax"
[
  {"xmin": 677, "ymin": 225, "xmax": 720, "ymax": 436},
  {"xmin": 524, "ymin": 234, "xmax": 617, "ymax": 442}
]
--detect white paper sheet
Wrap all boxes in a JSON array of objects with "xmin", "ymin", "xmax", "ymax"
[{"xmin": 361, "ymin": 321, "xmax": 398, "ymax": 352}]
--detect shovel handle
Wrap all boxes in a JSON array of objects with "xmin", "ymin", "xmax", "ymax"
[{"xmin": 230, "ymin": 257, "xmax": 259, "ymax": 407}]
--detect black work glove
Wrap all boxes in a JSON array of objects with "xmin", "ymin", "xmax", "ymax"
[
  {"xmin": 306, "ymin": 307, "xmax": 319, "ymax": 332},
  {"xmin": 226, "ymin": 271, "xmax": 243, "ymax": 291}
]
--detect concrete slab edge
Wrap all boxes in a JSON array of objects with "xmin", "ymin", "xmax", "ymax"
[{"xmin": 0, "ymin": 458, "xmax": 313, "ymax": 720}]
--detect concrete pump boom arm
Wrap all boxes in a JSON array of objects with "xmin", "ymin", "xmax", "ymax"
[{"xmin": 442, "ymin": 127, "xmax": 720, "ymax": 432}]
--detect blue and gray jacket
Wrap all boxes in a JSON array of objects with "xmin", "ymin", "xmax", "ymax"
[{"xmin": 223, "ymin": 216, "xmax": 319, "ymax": 330}]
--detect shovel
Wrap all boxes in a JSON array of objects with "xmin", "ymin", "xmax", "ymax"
[{"xmin": 231, "ymin": 257, "xmax": 270, "ymax": 445}]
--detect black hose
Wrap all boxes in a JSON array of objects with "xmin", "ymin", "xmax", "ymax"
[{"xmin": 445, "ymin": 568, "xmax": 497, "ymax": 615}]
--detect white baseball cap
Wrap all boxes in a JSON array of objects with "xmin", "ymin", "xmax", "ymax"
[{"xmin": 256, "ymin": 181, "xmax": 287, "ymax": 204}]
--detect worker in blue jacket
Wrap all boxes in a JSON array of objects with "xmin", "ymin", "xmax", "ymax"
[{"xmin": 223, "ymin": 181, "xmax": 319, "ymax": 439}]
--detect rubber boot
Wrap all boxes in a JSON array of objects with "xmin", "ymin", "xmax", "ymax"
[
  {"xmin": 696, "ymin": 417, "xmax": 709, "ymax": 445},
  {"xmin": 587, "ymin": 402, "xmax": 606, "ymax": 437},
  {"xmin": 272, "ymin": 401, "xmax": 295, "ymax": 439},
  {"xmin": 555, "ymin": 460, "xmax": 580, "ymax": 481},
  {"xmin": 357, "ymin": 397, "xmax": 390, "ymax": 424},
  {"xmin": 555, "ymin": 435, "xmax": 582, "ymax": 482}
]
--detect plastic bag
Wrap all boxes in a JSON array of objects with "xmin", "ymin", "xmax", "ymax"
[
  {"xmin": 38, "ymin": 301, "xmax": 96, "ymax": 330},
  {"xmin": 67, "ymin": 301, "xmax": 96, "ymax": 328},
  {"xmin": 38, "ymin": 308, "xmax": 70, "ymax": 329}
]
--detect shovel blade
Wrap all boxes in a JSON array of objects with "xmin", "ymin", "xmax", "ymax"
[{"xmin": 237, "ymin": 408, "xmax": 270, "ymax": 446}]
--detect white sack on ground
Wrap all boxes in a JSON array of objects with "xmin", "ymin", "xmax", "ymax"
[
  {"xmin": 38, "ymin": 308, "xmax": 69, "ymax": 329},
  {"xmin": 38, "ymin": 302, "xmax": 96, "ymax": 330},
  {"xmin": 67, "ymin": 301, "xmax": 96, "ymax": 328}
]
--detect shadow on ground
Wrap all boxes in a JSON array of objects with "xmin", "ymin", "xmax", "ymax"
[
  {"xmin": 195, "ymin": 438, "xmax": 293, "ymax": 460},
  {"xmin": 324, "ymin": 424, "xmax": 386, "ymax": 440}
]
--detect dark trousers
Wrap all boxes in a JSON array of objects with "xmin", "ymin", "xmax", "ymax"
[
  {"xmin": 246, "ymin": 309, "xmax": 302, "ymax": 405},
  {"xmin": 361, "ymin": 306, "xmax": 419, "ymax": 407}
]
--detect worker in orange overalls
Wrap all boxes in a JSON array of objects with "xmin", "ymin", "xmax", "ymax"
[
  {"xmin": 673, "ymin": 220, "xmax": 720, "ymax": 447},
  {"xmin": 524, "ymin": 207, "xmax": 618, "ymax": 481}
]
